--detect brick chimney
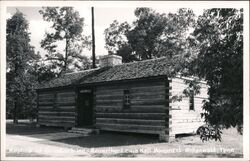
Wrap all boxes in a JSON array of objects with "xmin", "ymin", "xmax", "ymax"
[{"xmin": 99, "ymin": 55, "xmax": 122, "ymax": 68}]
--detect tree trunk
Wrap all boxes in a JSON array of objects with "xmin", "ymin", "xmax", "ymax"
[
  {"xmin": 13, "ymin": 98, "xmax": 18, "ymax": 124},
  {"xmin": 64, "ymin": 38, "xmax": 69, "ymax": 72}
]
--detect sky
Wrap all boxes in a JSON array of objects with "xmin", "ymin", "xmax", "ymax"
[{"xmin": 6, "ymin": 7, "xmax": 204, "ymax": 58}]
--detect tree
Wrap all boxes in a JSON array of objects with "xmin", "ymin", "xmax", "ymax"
[
  {"xmin": 188, "ymin": 9, "xmax": 243, "ymax": 133},
  {"xmin": 104, "ymin": 7, "xmax": 244, "ymax": 140},
  {"xmin": 104, "ymin": 20, "xmax": 131, "ymax": 55},
  {"xmin": 104, "ymin": 8, "xmax": 196, "ymax": 62},
  {"xmin": 31, "ymin": 54, "xmax": 57, "ymax": 84},
  {"xmin": 6, "ymin": 10, "xmax": 39, "ymax": 123},
  {"xmin": 39, "ymin": 7, "xmax": 91, "ymax": 75}
]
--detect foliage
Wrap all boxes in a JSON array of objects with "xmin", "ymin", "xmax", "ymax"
[
  {"xmin": 188, "ymin": 9, "xmax": 243, "ymax": 135},
  {"xmin": 104, "ymin": 20, "xmax": 131, "ymax": 55},
  {"xmin": 105, "ymin": 7, "xmax": 243, "ymax": 140},
  {"xmin": 39, "ymin": 7, "xmax": 91, "ymax": 74},
  {"xmin": 31, "ymin": 56, "xmax": 57, "ymax": 83},
  {"xmin": 104, "ymin": 8, "xmax": 196, "ymax": 62},
  {"xmin": 6, "ymin": 10, "xmax": 39, "ymax": 122},
  {"xmin": 196, "ymin": 125, "xmax": 222, "ymax": 142}
]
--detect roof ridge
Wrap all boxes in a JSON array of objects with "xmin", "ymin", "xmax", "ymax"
[
  {"xmin": 65, "ymin": 67, "xmax": 100, "ymax": 75},
  {"xmin": 114, "ymin": 56, "xmax": 168, "ymax": 67}
]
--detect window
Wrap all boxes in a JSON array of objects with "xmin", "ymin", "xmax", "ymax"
[
  {"xmin": 189, "ymin": 90, "xmax": 194, "ymax": 110},
  {"xmin": 123, "ymin": 90, "xmax": 130, "ymax": 109}
]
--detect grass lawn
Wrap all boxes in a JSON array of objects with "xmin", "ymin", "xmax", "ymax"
[{"xmin": 5, "ymin": 120, "xmax": 243, "ymax": 158}]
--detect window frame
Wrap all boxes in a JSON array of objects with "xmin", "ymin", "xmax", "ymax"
[{"xmin": 123, "ymin": 89, "xmax": 131, "ymax": 109}]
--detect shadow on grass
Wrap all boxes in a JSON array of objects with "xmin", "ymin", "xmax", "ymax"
[
  {"xmin": 51, "ymin": 131, "xmax": 159, "ymax": 148},
  {"xmin": 7, "ymin": 121, "xmax": 159, "ymax": 148},
  {"xmin": 6, "ymin": 121, "xmax": 65, "ymax": 135}
]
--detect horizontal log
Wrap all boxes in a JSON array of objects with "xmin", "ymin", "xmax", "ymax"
[
  {"xmin": 38, "ymin": 115, "xmax": 75, "ymax": 120},
  {"xmin": 38, "ymin": 121, "xmax": 75, "ymax": 127},
  {"xmin": 39, "ymin": 94, "xmax": 54, "ymax": 99},
  {"xmin": 131, "ymin": 91, "xmax": 166, "ymax": 96},
  {"xmin": 130, "ymin": 88, "xmax": 167, "ymax": 94},
  {"xmin": 131, "ymin": 85, "xmax": 166, "ymax": 90},
  {"xmin": 97, "ymin": 126, "xmax": 163, "ymax": 134},
  {"xmin": 171, "ymin": 115, "xmax": 203, "ymax": 119},
  {"xmin": 38, "ymin": 97, "xmax": 54, "ymax": 102},
  {"xmin": 96, "ymin": 98, "xmax": 165, "ymax": 104},
  {"xmin": 57, "ymin": 102, "xmax": 76, "ymax": 106},
  {"xmin": 96, "ymin": 89, "xmax": 123, "ymax": 95},
  {"xmin": 96, "ymin": 91, "xmax": 167, "ymax": 99},
  {"xmin": 96, "ymin": 112, "xmax": 166, "ymax": 120},
  {"xmin": 171, "ymin": 82, "xmax": 207, "ymax": 88},
  {"xmin": 38, "ymin": 119, "xmax": 75, "ymax": 124},
  {"xmin": 171, "ymin": 122, "xmax": 204, "ymax": 128},
  {"xmin": 57, "ymin": 92, "xmax": 75, "ymax": 97},
  {"xmin": 170, "ymin": 98, "xmax": 206, "ymax": 103},
  {"xmin": 171, "ymin": 110, "xmax": 203, "ymax": 115},
  {"xmin": 56, "ymin": 100, "xmax": 75, "ymax": 104},
  {"xmin": 171, "ymin": 111, "xmax": 203, "ymax": 116},
  {"xmin": 95, "ymin": 105, "xmax": 166, "ymax": 113},
  {"xmin": 96, "ymin": 92, "xmax": 166, "ymax": 99},
  {"xmin": 38, "ymin": 102, "xmax": 54, "ymax": 106},
  {"xmin": 57, "ymin": 96, "xmax": 75, "ymax": 100},
  {"xmin": 96, "ymin": 99, "xmax": 122, "ymax": 103},
  {"xmin": 38, "ymin": 107, "xmax": 75, "ymax": 112},
  {"xmin": 130, "ymin": 99, "xmax": 165, "ymax": 105},
  {"xmin": 38, "ymin": 106, "xmax": 53, "ymax": 109},
  {"xmin": 95, "ymin": 95, "xmax": 167, "ymax": 104},
  {"xmin": 38, "ymin": 118, "xmax": 75, "ymax": 123},
  {"xmin": 95, "ymin": 101, "xmax": 122, "ymax": 106},
  {"xmin": 96, "ymin": 118, "xmax": 165, "ymax": 126},
  {"xmin": 38, "ymin": 111, "xmax": 76, "ymax": 116},
  {"xmin": 130, "ymin": 94, "xmax": 166, "ymax": 100},
  {"xmin": 38, "ymin": 101, "xmax": 54, "ymax": 105},
  {"xmin": 170, "ymin": 105, "xmax": 204, "ymax": 110},
  {"xmin": 96, "ymin": 94, "xmax": 123, "ymax": 99},
  {"xmin": 95, "ymin": 104, "xmax": 165, "ymax": 108},
  {"xmin": 97, "ymin": 81, "xmax": 165, "ymax": 90},
  {"xmin": 57, "ymin": 105, "xmax": 75, "ymax": 109},
  {"xmin": 171, "ymin": 117, "xmax": 203, "ymax": 122},
  {"xmin": 96, "ymin": 123, "xmax": 165, "ymax": 131},
  {"xmin": 96, "ymin": 86, "xmax": 166, "ymax": 95}
]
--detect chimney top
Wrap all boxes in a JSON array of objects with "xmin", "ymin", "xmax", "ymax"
[{"xmin": 99, "ymin": 55, "xmax": 122, "ymax": 68}]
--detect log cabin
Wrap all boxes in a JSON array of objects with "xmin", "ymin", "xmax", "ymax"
[{"xmin": 36, "ymin": 55, "xmax": 208, "ymax": 142}]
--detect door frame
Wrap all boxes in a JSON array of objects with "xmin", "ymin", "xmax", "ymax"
[{"xmin": 76, "ymin": 87, "xmax": 94, "ymax": 127}]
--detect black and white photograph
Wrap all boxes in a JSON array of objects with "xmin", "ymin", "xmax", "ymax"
[{"xmin": 0, "ymin": 0, "xmax": 249, "ymax": 160}]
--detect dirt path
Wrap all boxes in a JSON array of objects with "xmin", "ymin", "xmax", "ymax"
[
  {"xmin": 6, "ymin": 122, "xmax": 243, "ymax": 158},
  {"xmin": 7, "ymin": 133, "xmax": 91, "ymax": 157}
]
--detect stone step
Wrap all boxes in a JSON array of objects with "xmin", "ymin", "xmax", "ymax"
[
  {"xmin": 71, "ymin": 127, "xmax": 95, "ymax": 132},
  {"xmin": 68, "ymin": 130, "xmax": 91, "ymax": 136},
  {"xmin": 68, "ymin": 127, "xmax": 100, "ymax": 135}
]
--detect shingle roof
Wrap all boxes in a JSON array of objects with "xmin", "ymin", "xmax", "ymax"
[
  {"xmin": 38, "ymin": 57, "xmax": 174, "ymax": 89},
  {"xmin": 81, "ymin": 57, "xmax": 173, "ymax": 84},
  {"xmin": 37, "ymin": 68, "xmax": 99, "ymax": 89}
]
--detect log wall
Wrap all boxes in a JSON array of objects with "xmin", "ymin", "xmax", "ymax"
[
  {"xmin": 37, "ymin": 89, "xmax": 76, "ymax": 127},
  {"xmin": 169, "ymin": 77, "xmax": 209, "ymax": 137},
  {"xmin": 94, "ymin": 79, "xmax": 169, "ymax": 137}
]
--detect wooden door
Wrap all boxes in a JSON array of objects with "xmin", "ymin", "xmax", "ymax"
[{"xmin": 77, "ymin": 89, "xmax": 93, "ymax": 127}]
